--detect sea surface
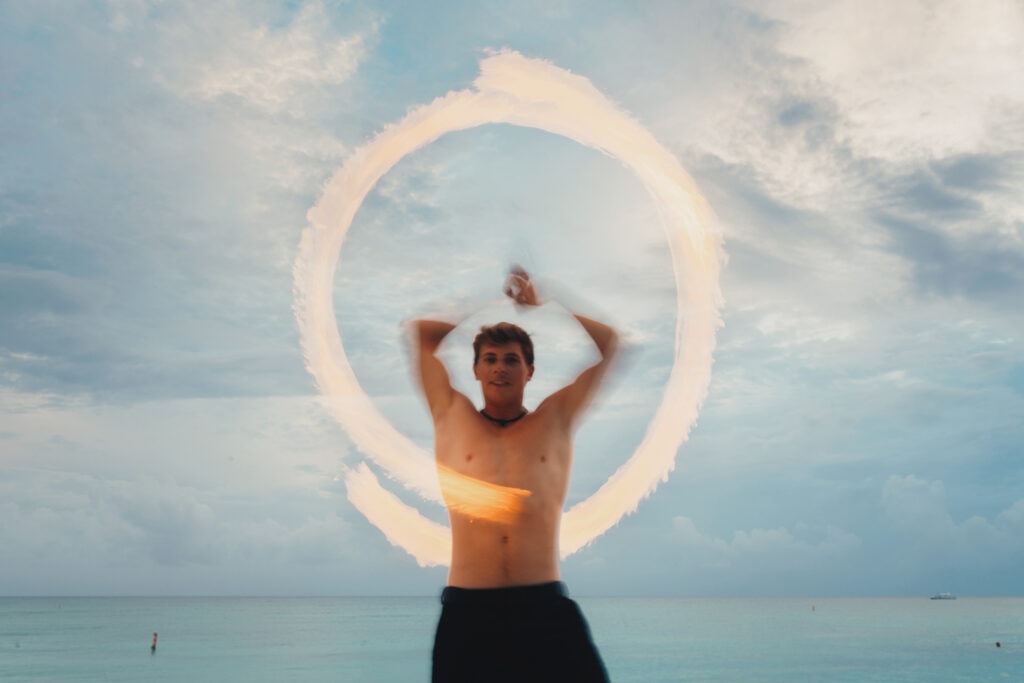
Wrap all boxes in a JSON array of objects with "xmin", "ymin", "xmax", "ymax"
[{"xmin": 0, "ymin": 596, "xmax": 1020, "ymax": 682}]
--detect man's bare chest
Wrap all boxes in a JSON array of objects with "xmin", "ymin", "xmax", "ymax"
[{"xmin": 436, "ymin": 415, "xmax": 571, "ymax": 492}]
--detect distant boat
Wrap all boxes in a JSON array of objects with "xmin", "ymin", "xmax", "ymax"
[{"xmin": 930, "ymin": 592, "xmax": 956, "ymax": 600}]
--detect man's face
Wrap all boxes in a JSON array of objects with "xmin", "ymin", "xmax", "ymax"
[{"xmin": 473, "ymin": 341, "xmax": 534, "ymax": 402}]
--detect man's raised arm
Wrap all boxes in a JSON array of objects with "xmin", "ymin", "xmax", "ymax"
[
  {"xmin": 506, "ymin": 267, "xmax": 619, "ymax": 428},
  {"xmin": 412, "ymin": 319, "xmax": 458, "ymax": 421},
  {"xmin": 550, "ymin": 311, "xmax": 619, "ymax": 427}
]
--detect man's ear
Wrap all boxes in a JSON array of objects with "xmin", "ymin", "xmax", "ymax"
[
  {"xmin": 472, "ymin": 362, "xmax": 481, "ymax": 380},
  {"xmin": 527, "ymin": 365, "xmax": 535, "ymax": 381}
]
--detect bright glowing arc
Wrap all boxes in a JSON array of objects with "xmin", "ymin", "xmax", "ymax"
[{"xmin": 293, "ymin": 50, "xmax": 724, "ymax": 566}]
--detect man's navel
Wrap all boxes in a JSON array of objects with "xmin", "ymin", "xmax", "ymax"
[{"xmin": 465, "ymin": 453, "xmax": 473, "ymax": 462}]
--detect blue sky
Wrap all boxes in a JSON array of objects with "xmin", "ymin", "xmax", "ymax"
[{"xmin": 2, "ymin": 0, "xmax": 1022, "ymax": 597}]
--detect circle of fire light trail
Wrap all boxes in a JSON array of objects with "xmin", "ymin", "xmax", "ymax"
[{"xmin": 294, "ymin": 51, "xmax": 724, "ymax": 566}]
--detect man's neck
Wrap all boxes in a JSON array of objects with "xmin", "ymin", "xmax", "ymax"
[
  {"xmin": 480, "ymin": 400, "xmax": 527, "ymax": 422},
  {"xmin": 479, "ymin": 406, "xmax": 528, "ymax": 427}
]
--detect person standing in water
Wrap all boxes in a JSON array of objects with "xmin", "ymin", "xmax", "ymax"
[
  {"xmin": 151, "ymin": 632, "xmax": 158, "ymax": 654},
  {"xmin": 413, "ymin": 267, "xmax": 617, "ymax": 683}
]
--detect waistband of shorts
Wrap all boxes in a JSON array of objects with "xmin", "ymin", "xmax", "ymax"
[{"xmin": 441, "ymin": 581, "xmax": 567, "ymax": 607}]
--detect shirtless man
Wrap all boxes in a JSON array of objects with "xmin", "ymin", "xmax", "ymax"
[{"xmin": 413, "ymin": 267, "xmax": 617, "ymax": 683}]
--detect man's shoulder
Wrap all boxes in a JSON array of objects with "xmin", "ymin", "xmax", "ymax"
[
  {"xmin": 533, "ymin": 388, "xmax": 573, "ymax": 420},
  {"xmin": 435, "ymin": 390, "xmax": 477, "ymax": 424}
]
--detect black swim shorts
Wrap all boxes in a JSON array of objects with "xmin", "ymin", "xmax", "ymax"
[{"xmin": 432, "ymin": 581, "xmax": 609, "ymax": 683}]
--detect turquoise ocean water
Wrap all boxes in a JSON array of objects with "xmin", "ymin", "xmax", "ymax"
[{"xmin": 1, "ymin": 596, "xmax": 1020, "ymax": 682}]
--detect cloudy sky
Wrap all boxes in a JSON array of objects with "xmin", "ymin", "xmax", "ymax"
[{"xmin": 2, "ymin": 0, "xmax": 1022, "ymax": 597}]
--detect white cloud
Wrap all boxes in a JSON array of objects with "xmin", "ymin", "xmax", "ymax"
[
  {"xmin": 0, "ymin": 394, "xmax": 348, "ymax": 494},
  {"xmin": 882, "ymin": 474, "xmax": 1024, "ymax": 563},
  {"xmin": 682, "ymin": 0, "xmax": 1024, "ymax": 268},
  {"xmin": 758, "ymin": 0, "xmax": 1024, "ymax": 164},
  {"xmin": 997, "ymin": 499, "xmax": 1024, "ymax": 528},
  {"xmin": 0, "ymin": 388, "xmax": 80, "ymax": 415},
  {"xmin": 671, "ymin": 516, "xmax": 731, "ymax": 567},
  {"xmin": 753, "ymin": 308, "xmax": 855, "ymax": 347},
  {"xmin": 105, "ymin": 0, "xmax": 147, "ymax": 32},
  {"xmin": 671, "ymin": 515, "xmax": 861, "ymax": 570},
  {"xmin": 119, "ymin": 1, "xmax": 377, "ymax": 203},
  {"xmin": 153, "ymin": 1, "xmax": 371, "ymax": 116},
  {"xmin": 881, "ymin": 474, "xmax": 953, "ymax": 538}
]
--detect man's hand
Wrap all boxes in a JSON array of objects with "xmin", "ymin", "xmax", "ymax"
[{"xmin": 504, "ymin": 265, "xmax": 541, "ymax": 307}]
